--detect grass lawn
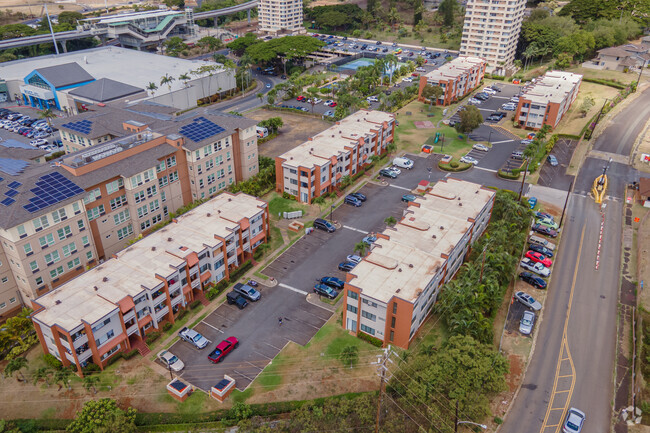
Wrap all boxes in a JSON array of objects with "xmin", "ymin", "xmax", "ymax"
[
  {"xmin": 554, "ymin": 81, "xmax": 620, "ymax": 136},
  {"xmin": 424, "ymin": 125, "xmax": 477, "ymax": 159},
  {"xmin": 567, "ymin": 66, "xmax": 637, "ymax": 85},
  {"xmin": 267, "ymin": 192, "xmax": 307, "ymax": 221},
  {"xmin": 364, "ymin": 26, "xmax": 461, "ymax": 51}
]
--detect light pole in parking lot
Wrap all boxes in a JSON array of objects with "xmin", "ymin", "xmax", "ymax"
[
  {"xmin": 330, "ymin": 204, "xmax": 335, "ymax": 222},
  {"xmin": 488, "ymin": 130, "xmax": 492, "ymax": 146},
  {"xmin": 440, "ymin": 134, "xmax": 445, "ymax": 153}
]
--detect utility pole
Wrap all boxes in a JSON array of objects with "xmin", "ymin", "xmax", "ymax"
[
  {"xmin": 44, "ymin": 4, "xmax": 59, "ymax": 56},
  {"xmin": 559, "ymin": 179, "xmax": 573, "ymax": 228},
  {"xmin": 168, "ymin": 364, "xmax": 173, "ymax": 381},
  {"xmin": 454, "ymin": 400, "xmax": 459, "ymax": 433},
  {"xmin": 637, "ymin": 59, "xmax": 647, "ymax": 89},
  {"xmin": 518, "ymin": 159, "xmax": 530, "ymax": 201},
  {"xmin": 591, "ymin": 99, "xmax": 609, "ymax": 134},
  {"xmin": 374, "ymin": 346, "xmax": 392, "ymax": 433}
]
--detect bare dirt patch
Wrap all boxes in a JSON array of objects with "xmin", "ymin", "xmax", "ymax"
[{"xmin": 247, "ymin": 109, "xmax": 331, "ymax": 158}]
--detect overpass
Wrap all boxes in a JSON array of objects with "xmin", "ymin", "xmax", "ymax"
[{"xmin": 0, "ymin": 1, "xmax": 258, "ymax": 52}]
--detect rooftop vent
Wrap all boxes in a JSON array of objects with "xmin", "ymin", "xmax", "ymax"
[
  {"xmin": 439, "ymin": 226, "xmax": 444, "ymax": 230},
  {"xmin": 459, "ymin": 202, "xmax": 463, "ymax": 206},
  {"xmin": 151, "ymin": 246, "xmax": 156, "ymax": 251},
  {"xmin": 475, "ymin": 190, "xmax": 479, "ymax": 194},
  {"xmin": 396, "ymin": 288, "xmax": 401, "ymax": 293},
  {"xmin": 458, "ymin": 197, "xmax": 461, "ymax": 200},
  {"xmin": 228, "ymin": 198, "xmax": 232, "ymax": 202},
  {"xmin": 207, "ymin": 213, "xmax": 211, "ymax": 217},
  {"xmin": 432, "ymin": 234, "xmax": 437, "ymax": 239},
  {"xmin": 398, "ymin": 268, "xmax": 402, "ymax": 272},
  {"xmin": 55, "ymin": 299, "xmax": 62, "ymax": 304},
  {"xmin": 167, "ymin": 237, "xmax": 172, "ymax": 242},
  {"xmin": 408, "ymin": 263, "xmax": 413, "ymax": 268},
  {"xmin": 102, "ymin": 277, "xmax": 108, "ymax": 283}
]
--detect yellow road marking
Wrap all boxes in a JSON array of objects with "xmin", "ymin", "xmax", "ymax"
[
  {"xmin": 558, "ymin": 374, "xmax": 573, "ymax": 378},
  {"xmin": 538, "ymin": 224, "xmax": 585, "ymax": 433}
]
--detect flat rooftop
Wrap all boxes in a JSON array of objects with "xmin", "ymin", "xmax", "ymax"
[
  {"xmin": 521, "ymin": 70, "xmax": 582, "ymax": 105},
  {"xmin": 348, "ymin": 178, "xmax": 494, "ymax": 304},
  {"xmin": 424, "ymin": 56, "xmax": 485, "ymax": 83},
  {"xmin": 0, "ymin": 47, "xmax": 220, "ymax": 95},
  {"xmin": 32, "ymin": 192, "xmax": 267, "ymax": 331}
]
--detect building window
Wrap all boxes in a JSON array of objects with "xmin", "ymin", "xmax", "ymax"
[
  {"xmin": 117, "ymin": 225, "xmax": 133, "ymax": 240},
  {"xmin": 361, "ymin": 311, "xmax": 376, "ymax": 321},
  {"xmin": 67, "ymin": 257, "xmax": 81, "ymax": 270},
  {"xmin": 29, "ymin": 261, "xmax": 38, "ymax": 272},
  {"xmin": 360, "ymin": 324, "xmax": 375, "ymax": 335},
  {"xmin": 106, "ymin": 178, "xmax": 124, "ymax": 194},
  {"xmin": 391, "ymin": 317, "xmax": 396, "ymax": 328},
  {"xmin": 44, "ymin": 250, "xmax": 61, "ymax": 264},
  {"xmin": 56, "ymin": 226, "xmax": 72, "ymax": 241},
  {"xmin": 110, "ymin": 195, "xmax": 127, "ymax": 210},
  {"xmin": 348, "ymin": 291, "xmax": 358, "ymax": 300},
  {"xmin": 62, "ymin": 242, "xmax": 77, "ymax": 257},
  {"xmin": 77, "ymin": 219, "xmax": 85, "ymax": 230},
  {"xmin": 38, "ymin": 234, "xmax": 55, "ymax": 248},
  {"xmin": 86, "ymin": 205, "xmax": 104, "ymax": 221},
  {"xmin": 347, "ymin": 304, "xmax": 358, "ymax": 314},
  {"xmin": 49, "ymin": 265, "xmax": 64, "ymax": 279},
  {"xmin": 84, "ymin": 188, "xmax": 101, "ymax": 204},
  {"xmin": 32, "ymin": 216, "xmax": 49, "ymax": 231},
  {"xmin": 392, "ymin": 303, "xmax": 397, "ymax": 314},
  {"xmin": 86, "ymin": 251, "xmax": 93, "ymax": 261},
  {"xmin": 390, "ymin": 331, "xmax": 394, "ymax": 342},
  {"xmin": 113, "ymin": 209, "xmax": 130, "ymax": 226},
  {"xmin": 81, "ymin": 236, "xmax": 90, "ymax": 248},
  {"xmin": 17, "ymin": 225, "xmax": 26, "ymax": 237},
  {"xmin": 23, "ymin": 243, "xmax": 33, "ymax": 255},
  {"xmin": 51, "ymin": 208, "xmax": 66, "ymax": 224}
]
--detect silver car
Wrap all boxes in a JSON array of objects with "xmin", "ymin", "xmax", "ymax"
[
  {"xmin": 460, "ymin": 156, "xmax": 479, "ymax": 165},
  {"xmin": 520, "ymin": 258, "xmax": 551, "ymax": 277},
  {"xmin": 157, "ymin": 350, "xmax": 185, "ymax": 371},
  {"xmin": 514, "ymin": 291, "xmax": 542, "ymax": 311},
  {"xmin": 562, "ymin": 408, "xmax": 585, "ymax": 433},
  {"xmin": 519, "ymin": 311, "xmax": 535, "ymax": 335}
]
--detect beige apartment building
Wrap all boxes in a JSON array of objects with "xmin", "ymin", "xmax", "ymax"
[
  {"xmin": 515, "ymin": 71, "xmax": 582, "ymax": 130},
  {"xmin": 459, "ymin": 0, "xmax": 526, "ymax": 74},
  {"xmin": 275, "ymin": 110, "xmax": 395, "ymax": 203},
  {"xmin": 342, "ymin": 179, "xmax": 495, "ymax": 349},
  {"xmin": 0, "ymin": 106, "xmax": 259, "ymax": 321},
  {"xmin": 30, "ymin": 192, "xmax": 269, "ymax": 373},
  {"xmin": 258, "ymin": 0, "xmax": 304, "ymax": 35},
  {"xmin": 418, "ymin": 56, "xmax": 487, "ymax": 106}
]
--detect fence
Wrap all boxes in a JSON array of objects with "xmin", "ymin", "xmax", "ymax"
[{"xmin": 283, "ymin": 211, "xmax": 303, "ymax": 219}]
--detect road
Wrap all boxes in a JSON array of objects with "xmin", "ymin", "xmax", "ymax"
[{"xmin": 500, "ymin": 87, "xmax": 649, "ymax": 433}]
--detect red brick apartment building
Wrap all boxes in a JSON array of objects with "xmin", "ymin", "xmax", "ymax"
[{"xmin": 418, "ymin": 56, "xmax": 487, "ymax": 106}]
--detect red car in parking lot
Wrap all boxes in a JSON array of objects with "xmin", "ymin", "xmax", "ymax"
[
  {"xmin": 207, "ymin": 337, "xmax": 239, "ymax": 363},
  {"xmin": 296, "ymin": 96, "xmax": 306, "ymax": 102},
  {"xmin": 525, "ymin": 251, "xmax": 552, "ymax": 267}
]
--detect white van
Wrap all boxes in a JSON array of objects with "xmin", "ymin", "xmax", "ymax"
[
  {"xmin": 393, "ymin": 157, "xmax": 414, "ymax": 169},
  {"xmin": 528, "ymin": 235, "xmax": 556, "ymax": 250}
]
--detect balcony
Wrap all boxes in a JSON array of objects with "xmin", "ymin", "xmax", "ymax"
[
  {"xmin": 73, "ymin": 333, "xmax": 88, "ymax": 348},
  {"xmin": 171, "ymin": 294, "xmax": 184, "ymax": 307},
  {"xmin": 126, "ymin": 323, "xmax": 139, "ymax": 336},
  {"xmin": 75, "ymin": 342, "xmax": 89, "ymax": 356},
  {"xmin": 78, "ymin": 348, "xmax": 93, "ymax": 362},
  {"xmin": 123, "ymin": 310, "xmax": 136, "ymax": 323},
  {"xmin": 191, "ymin": 278, "xmax": 200, "ymax": 289},
  {"xmin": 151, "ymin": 289, "xmax": 165, "ymax": 300},
  {"xmin": 155, "ymin": 305, "xmax": 169, "ymax": 320}
]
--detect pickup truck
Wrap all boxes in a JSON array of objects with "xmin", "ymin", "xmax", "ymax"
[
  {"xmin": 178, "ymin": 327, "xmax": 210, "ymax": 349},
  {"xmin": 233, "ymin": 282, "xmax": 261, "ymax": 301}
]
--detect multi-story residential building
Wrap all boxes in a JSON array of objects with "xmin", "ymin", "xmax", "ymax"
[
  {"xmin": 258, "ymin": 0, "xmax": 304, "ymax": 36},
  {"xmin": 342, "ymin": 178, "xmax": 495, "ymax": 349},
  {"xmin": 30, "ymin": 192, "xmax": 269, "ymax": 373},
  {"xmin": 0, "ymin": 107, "xmax": 259, "ymax": 321},
  {"xmin": 515, "ymin": 71, "xmax": 582, "ymax": 130},
  {"xmin": 275, "ymin": 110, "xmax": 395, "ymax": 203},
  {"xmin": 418, "ymin": 56, "xmax": 487, "ymax": 106},
  {"xmin": 459, "ymin": 0, "xmax": 526, "ymax": 74}
]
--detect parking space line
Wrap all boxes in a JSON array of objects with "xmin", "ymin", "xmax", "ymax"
[
  {"xmin": 475, "ymin": 166, "xmax": 497, "ymax": 173},
  {"xmin": 343, "ymin": 225, "xmax": 369, "ymax": 234},
  {"xmin": 254, "ymin": 350, "xmax": 272, "ymax": 360},
  {"xmin": 201, "ymin": 321, "xmax": 224, "ymax": 333},
  {"xmin": 245, "ymin": 360, "xmax": 262, "ymax": 370},
  {"xmin": 491, "ymin": 139, "xmax": 515, "ymax": 144},
  {"xmin": 264, "ymin": 341, "xmax": 283, "ymax": 351},
  {"xmin": 478, "ymin": 108, "xmax": 495, "ymax": 112},
  {"xmin": 289, "ymin": 317, "xmax": 320, "ymax": 330},
  {"xmin": 388, "ymin": 184, "xmax": 411, "ymax": 191},
  {"xmin": 278, "ymin": 282, "xmax": 308, "ymax": 295},
  {"xmin": 233, "ymin": 369, "xmax": 254, "ymax": 381}
]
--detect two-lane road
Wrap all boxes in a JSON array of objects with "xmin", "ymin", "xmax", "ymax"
[{"xmin": 501, "ymin": 87, "xmax": 649, "ymax": 433}]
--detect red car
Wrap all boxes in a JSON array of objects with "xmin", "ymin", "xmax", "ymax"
[
  {"xmin": 296, "ymin": 96, "xmax": 306, "ymax": 102},
  {"xmin": 525, "ymin": 251, "xmax": 552, "ymax": 267},
  {"xmin": 207, "ymin": 336, "xmax": 239, "ymax": 363},
  {"xmin": 329, "ymin": 101, "xmax": 337, "ymax": 107}
]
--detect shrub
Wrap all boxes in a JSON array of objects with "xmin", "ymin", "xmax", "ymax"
[
  {"xmin": 176, "ymin": 309, "xmax": 188, "ymax": 321},
  {"xmin": 122, "ymin": 349, "xmax": 139, "ymax": 360},
  {"xmin": 162, "ymin": 322, "xmax": 173, "ymax": 332},
  {"xmin": 229, "ymin": 260, "xmax": 253, "ymax": 282},
  {"xmin": 494, "ymin": 417, "xmax": 504, "ymax": 425},
  {"xmin": 43, "ymin": 353, "xmax": 63, "ymax": 370},
  {"xmin": 438, "ymin": 161, "xmax": 471, "ymax": 172},
  {"xmin": 206, "ymin": 286, "xmax": 221, "ymax": 301},
  {"xmin": 450, "ymin": 161, "xmax": 459, "ymax": 168},
  {"xmin": 82, "ymin": 363, "xmax": 100, "ymax": 374},
  {"xmin": 357, "ymin": 332, "xmax": 383, "ymax": 347},
  {"xmin": 106, "ymin": 352, "xmax": 123, "ymax": 366},
  {"xmin": 497, "ymin": 169, "xmax": 520, "ymax": 180},
  {"xmin": 582, "ymin": 77, "xmax": 628, "ymax": 89},
  {"xmin": 145, "ymin": 331, "xmax": 161, "ymax": 345},
  {"xmin": 189, "ymin": 300, "xmax": 202, "ymax": 310}
]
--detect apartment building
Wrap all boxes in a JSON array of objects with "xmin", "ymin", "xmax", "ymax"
[
  {"xmin": 342, "ymin": 179, "xmax": 495, "ymax": 349},
  {"xmin": 30, "ymin": 192, "xmax": 269, "ymax": 373},
  {"xmin": 515, "ymin": 71, "xmax": 582, "ymax": 130},
  {"xmin": 418, "ymin": 56, "xmax": 487, "ymax": 106},
  {"xmin": 258, "ymin": 0, "xmax": 304, "ymax": 36},
  {"xmin": 459, "ymin": 0, "xmax": 526, "ymax": 74},
  {"xmin": 275, "ymin": 110, "xmax": 395, "ymax": 203}
]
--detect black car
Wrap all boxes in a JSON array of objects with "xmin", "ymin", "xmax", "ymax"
[
  {"xmin": 314, "ymin": 218, "xmax": 336, "ymax": 233},
  {"xmin": 528, "ymin": 243, "xmax": 553, "ymax": 258},
  {"xmin": 379, "ymin": 168, "xmax": 397, "ymax": 179},
  {"xmin": 349, "ymin": 192, "xmax": 367, "ymax": 202},
  {"xmin": 532, "ymin": 223, "xmax": 557, "ymax": 237},
  {"xmin": 344, "ymin": 195, "xmax": 362, "ymax": 207},
  {"xmin": 320, "ymin": 276, "xmax": 345, "ymax": 290},
  {"xmin": 382, "ymin": 47, "xmax": 389, "ymax": 53},
  {"xmin": 226, "ymin": 291, "xmax": 249, "ymax": 309},
  {"xmin": 314, "ymin": 284, "xmax": 338, "ymax": 299},
  {"xmin": 519, "ymin": 272, "xmax": 547, "ymax": 290},
  {"xmin": 338, "ymin": 261, "xmax": 356, "ymax": 272},
  {"xmin": 376, "ymin": 41, "xmax": 381, "ymax": 45},
  {"xmin": 360, "ymin": 44, "xmax": 368, "ymax": 50},
  {"xmin": 342, "ymin": 36, "xmax": 348, "ymax": 40},
  {"xmin": 474, "ymin": 93, "xmax": 489, "ymax": 101}
]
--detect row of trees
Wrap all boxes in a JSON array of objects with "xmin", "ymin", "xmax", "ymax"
[
  {"xmin": 0, "ymin": 308, "xmax": 36, "ymax": 361},
  {"xmin": 228, "ymin": 156, "xmax": 276, "ymax": 197},
  {"xmin": 163, "ymin": 35, "xmax": 224, "ymax": 57},
  {"xmin": 257, "ymin": 117, "xmax": 283, "ymax": 134}
]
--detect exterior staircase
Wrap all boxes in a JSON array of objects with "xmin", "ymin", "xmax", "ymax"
[{"xmin": 130, "ymin": 338, "xmax": 151, "ymax": 357}]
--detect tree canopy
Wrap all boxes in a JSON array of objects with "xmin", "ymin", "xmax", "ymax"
[
  {"xmin": 455, "ymin": 105, "xmax": 483, "ymax": 135},
  {"xmin": 245, "ymin": 35, "xmax": 325, "ymax": 65},
  {"xmin": 67, "ymin": 399, "xmax": 136, "ymax": 433}
]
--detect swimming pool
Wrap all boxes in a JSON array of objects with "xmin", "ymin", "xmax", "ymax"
[{"xmin": 335, "ymin": 57, "xmax": 404, "ymax": 75}]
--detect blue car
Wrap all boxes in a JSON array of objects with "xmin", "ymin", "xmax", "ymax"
[
  {"xmin": 528, "ymin": 197, "xmax": 537, "ymax": 209},
  {"xmin": 528, "ymin": 243, "xmax": 553, "ymax": 258},
  {"xmin": 349, "ymin": 192, "xmax": 367, "ymax": 202},
  {"xmin": 362, "ymin": 234, "xmax": 377, "ymax": 245},
  {"xmin": 320, "ymin": 276, "xmax": 344, "ymax": 290},
  {"xmin": 338, "ymin": 261, "xmax": 356, "ymax": 272},
  {"xmin": 344, "ymin": 195, "xmax": 362, "ymax": 207},
  {"xmin": 314, "ymin": 284, "xmax": 338, "ymax": 299}
]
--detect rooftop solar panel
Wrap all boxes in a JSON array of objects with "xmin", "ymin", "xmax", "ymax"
[
  {"xmin": 0, "ymin": 159, "xmax": 28, "ymax": 176},
  {"xmin": 179, "ymin": 116, "xmax": 226, "ymax": 143},
  {"xmin": 0, "ymin": 139, "xmax": 35, "ymax": 150},
  {"xmin": 23, "ymin": 172, "xmax": 85, "ymax": 213},
  {"xmin": 5, "ymin": 189, "xmax": 18, "ymax": 197},
  {"xmin": 7, "ymin": 181, "xmax": 21, "ymax": 189},
  {"xmin": 1, "ymin": 197, "xmax": 15, "ymax": 206},
  {"xmin": 61, "ymin": 119, "xmax": 93, "ymax": 135}
]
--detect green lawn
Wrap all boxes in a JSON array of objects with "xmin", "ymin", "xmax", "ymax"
[
  {"xmin": 267, "ymin": 193, "xmax": 307, "ymax": 220},
  {"xmin": 424, "ymin": 125, "xmax": 477, "ymax": 159}
]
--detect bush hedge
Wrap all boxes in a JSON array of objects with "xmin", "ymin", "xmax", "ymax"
[
  {"xmin": 145, "ymin": 331, "xmax": 161, "ymax": 345},
  {"xmin": 162, "ymin": 322, "xmax": 173, "ymax": 332},
  {"xmin": 357, "ymin": 331, "xmax": 383, "ymax": 347},
  {"xmin": 582, "ymin": 77, "xmax": 628, "ymax": 89},
  {"xmin": 123, "ymin": 349, "xmax": 139, "ymax": 360},
  {"xmin": 437, "ymin": 160, "xmax": 471, "ymax": 172},
  {"xmin": 229, "ymin": 260, "xmax": 253, "ymax": 282},
  {"xmin": 189, "ymin": 300, "xmax": 202, "ymax": 310},
  {"xmin": 43, "ymin": 353, "xmax": 63, "ymax": 370},
  {"xmin": 497, "ymin": 169, "xmax": 520, "ymax": 180}
]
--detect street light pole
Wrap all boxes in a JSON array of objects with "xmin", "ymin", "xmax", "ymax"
[
  {"xmin": 559, "ymin": 179, "xmax": 573, "ymax": 228},
  {"xmin": 330, "ymin": 204, "xmax": 335, "ymax": 222},
  {"xmin": 488, "ymin": 129, "xmax": 492, "ymax": 146},
  {"xmin": 518, "ymin": 159, "xmax": 530, "ymax": 201},
  {"xmin": 637, "ymin": 59, "xmax": 647, "ymax": 89}
]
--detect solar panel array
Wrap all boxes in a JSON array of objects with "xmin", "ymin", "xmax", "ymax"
[
  {"xmin": 0, "ymin": 139, "xmax": 35, "ymax": 150},
  {"xmin": 0, "ymin": 159, "xmax": 28, "ymax": 176},
  {"xmin": 179, "ymin": 117, "xmax": 225, "ymax": 143},
  {"xmin": 1, "ymin": 198, "xmax": 14, "ymax": 206},
  {"xmin": 5, "ymin": 189, "xmax": 18, "ymax": 197},
  {"xmin": 61, "ymin": 119, "xmax": 93, "ymax": 134},
  {"xmin": 8, "ymin": 181, "xmax": 21, "ymax": 189},
  {"xmin": 23, "ymin": 172, "xmax": 85, "ymax": 213}
]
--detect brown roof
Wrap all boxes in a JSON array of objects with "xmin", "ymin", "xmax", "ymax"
[
  {"xmin": 597, "ymin": 47, "xmax": 632, "ymax": 58},
  {"xmin": 639, "ymin": 177, "xmax": 650, "ymax": 197}
]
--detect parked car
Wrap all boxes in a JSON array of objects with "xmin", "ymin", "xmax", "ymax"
[
  {"xmin": 309, "ymin": 97, "xmax": 322, "ymax": 104},
  {"xmin": 338, "ymin": 261, "xmax": 357, "ymax": 272},
  {"xmin": 519, "ymin": 311, "xmax": 535, "ymax": 335},
  {"xmin": 529, "ymin": 235, "xmax": 556, "ymax": 250},
  {"xmin": 520, "ymin": 258, "xmax": 551, "ymax": 277},
  {"xmin": 314, "ymin": 284, "xmax": 338, "ymax": 299},
  {"xmin": 402, "ymin": 77, "xmax": 413, "ymax": 83},
  {"xmin": 296, "ymin": 95, "xmax": 306, "ymax": 102},
  {"xmin": 320, "ymin": 276, "xmax": 344, "ymax": 290},
  {"xmin": 179, "ymin": 327, "xmax": 210, "ymax": 349},
  {"xmin": 208, "ymin": 337, "xmax": 239, "ymax": 363},
  {"xmin": 346, "ymin": 255, "xmax": 362, "ymax": 264},
  {"xmin": 536, "ymin": 217, "xmax": 559, "ymax": 230},
  {"xmin": 460, "ymin": 156, "xmax": 479, "ymax": 165},
  {"xmin": 514, "ymin": 291, "xmax": 542, "ymax": 311},
  {"xmin": 519, "ymin": 271, "xmax": 547, "ymax": 290},
  {"xmin": 547, "ymin": 155, "xmax": 558, "ymax": 166},
  {"xmin": 324, "ymin": 110, "xmax": 334, "ymax": 117},
  {"xmin": 402, "ymin": 194, "xmax": 417, "ymax": 202},
  {"xmin": 344, "ymin": 195, "xmax": 362, "ymax": 207},
  {"xmin": 393, "ymin": 157, "xmax": 414, "ymax": 169},
  {"xmin": 473, "ymin": 143, "xmax": 489, "ymax": 152},
  {"xmin": 535, "ymin": 211, "xmax": 554, "ymax": 221},
  {"xmin": 349, "ymin": 192, "xmax": 366, "ymax": 202},
  {"xmin": 367, "ymin": 96, "xmax": 379, "ymax": 102},
  {"xmin": 562, "ymin": 408, "xmax": 585, "ymax": 433},
  {"xmin": 511, "ymin": 151, "xmax": 524, "ymax": 160},
  {"xmin": 226, "ymin": 291, "xmax": 249, "ymax": 310},
  {"xmin": 313, "ymin": 218, "xmax": 336, "ymax": 233},
  {"xmin": 389, "ymin": 166, "xmax": 402, "ymax": 175},
  {"xmin": 233, "ymin": 282, "xmax": 261, "ymax": 301},
  {"xmin": 362, "ymin": 234, "xmax": 377, "ymax": 245},
  {"xmin": 528, "ymin": 197, "xmax": 537, "ymax": 209},
  {"xmin": 482, "ymin": 87, "xmax": 497, "ymax": 95},
  {"xmin": 525, "ymin": 251, "xmax": 553, "ymax": 267},
  {"xmin": 528, "ymin": 243, "xmax": 553, "ymax": 258},
  {"xmin": 379, "ymin": 168, "xmax": 398, "ymax": 179},
  {"xmin": 30, "ymin": 139, "xmax": 48, "ymax": 147},
  {"xmin": 157, "ymin": 350, "xmax": 185, "ymax": 371}
]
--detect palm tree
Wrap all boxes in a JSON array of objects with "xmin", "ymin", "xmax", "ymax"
[
  {"xmin": 146, "ymin": 82, "xmax": 158, "ymax": 97},
  {"xmin": 384, "ymin": 54, "xmax": 398, "ymax": 86},
  {"xmin": 83, "ymin": 375, "xmax": 100, "ymax": 394},
  {"xmin": 257, "ymin": 92, "xmax": 264, "ymax": 104},
  {"xmin": 190, "ymin": 69, "xmax": 207, "ymax": 102},
  {"xmin": 33, "ymin": 366, "xmax": 53, "ymax": 387},
  {"xmin": 5, "ymin": 357, "xmax": 28, "ymax": 382},
  {"xmin": 179, "ymin": 73, "xmax": 191, "ymax": 106},
  {"xmin": 54, "ymin": 368, "xmax": 72, "ymax": 391},
  {"xmin": 160, "ymin": 74, "xmax": 175, "ymax": 108},
  {"xmin": 39, "ymin": 108, "xmax": 56, "ymax": 126},
  {"xmin": 354, "ymin": 241, "xmax": 369, "ymax": 257},
  {"xmin": 384, "ymin": 216, "xmax": 397, "ymax": 226}
]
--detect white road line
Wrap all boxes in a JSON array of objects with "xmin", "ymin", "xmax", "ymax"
[
  {"xmin": 201, "ymin": 321, "xmax": 224, "ymax": 333},
  {"xmin": 278, "ymin": 282, "xmax": 308, "ymax": 295},
  {"xmin": 245, "ymin": 360, "xmax": 263, "ymax": 370},
  {"xmin": 492, "ymin": 96, "xmax": 511, "ymax": 100},
  {"xmin": 478, "ymin": 108, "xmax": 496, "ymax": 112},
  {"xmin": 254, "ymin": 350, "xmax": 272, "ymax": 360},
  {"xmin": 343, "ymin": 225, "xmax": 369, "ymax": 234},
  {"xmin": 475, "ymin": 166, "xmax": 497, "ymax": 173},
  {"xmin": 491, "ymin": 139, "xmax": 515, "ymax": 144},
  {"xmin": 388, "ymin": 184, "xmax": 411, "ymax": 191},
  {"xmin": 233, "ymin": 369, "xmax": 254, "ymax": 381},
  {"xmin": 264, "ymin": 341, "xmax": 283, "ymax": 351}
]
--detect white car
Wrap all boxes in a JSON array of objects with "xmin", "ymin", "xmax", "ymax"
[
  {"xmin": 402, "ymin": 77, "xmax": 413, "ymax": 83},
  {"xmin": 468, "ymin": 98, "xmax": 481, "ymax": 105},
  {"xmin": 324, "ymin": 100, "xmax": 334, "ymax": 106},
  {"xmin": 346, "ymin": 254, "xmax": 362, "ymax": 264},
  {"xmin": 473, "ymin": 143, "xmax": 489, "ymax": 152},
  {"xmin": 482, "ymin": 87, "xmax": 497, "ymax": 95},
  {"xmin": 416, "ymin": 67, "xmax": 426, "ymax": 72},
  {"xmin": 367, "ymin": 96, "xmax": 379, "ymax": 102},
  {"xmin": 502, "ymin": 104, "xmax": 517, "ymax": 111},
  {"xmin": 520, "ymin": 258, "xmax": 550, "ymax": 277},
  {"xmin": 460, "ymin": 156, "xmax": 479, "ymax": 165},
  {"xmin": 519, "ymin": 311, "xmax": 535, "ymax": 335},
  {"xmin": 157, "ymin": 350, "xmax": 185, "ymax": 372},
  {"xmin": 389, "ymin": 166, "xmax": 402, "ymax": 175},
  {"xmin": 309, "ymin": 97, "xmax": 322, "ymax": 104},
  {"xmin": 30, "ymin": 139, "xmax": 48, "ymax": 147}
]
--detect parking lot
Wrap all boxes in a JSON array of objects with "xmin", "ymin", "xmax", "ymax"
[
  {"xmin": 0, "ymin": 104, "xmax": 62, "ymax": 151},
  {"xmin": 537, "ymin": 138, "xmax": 577, "ymax": 190}
]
